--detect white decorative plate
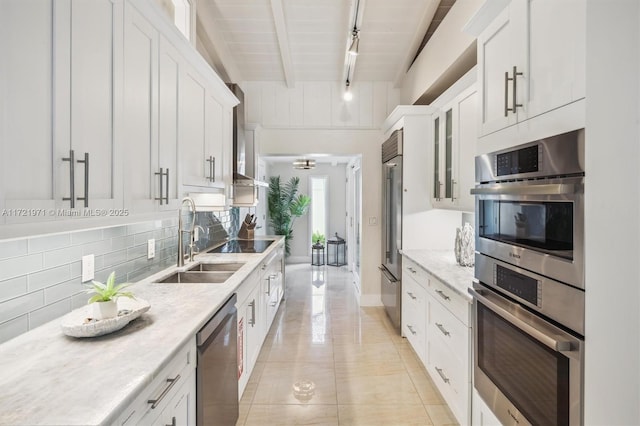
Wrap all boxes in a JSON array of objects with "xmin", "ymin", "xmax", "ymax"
[{"xmin": 60, "ymin": 298, "xmax": 151, "ymax": 338}]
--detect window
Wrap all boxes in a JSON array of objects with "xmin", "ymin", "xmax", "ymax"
[{"xmin": 309, "ymin": 176, "xmax": 328, "ymax": 251}]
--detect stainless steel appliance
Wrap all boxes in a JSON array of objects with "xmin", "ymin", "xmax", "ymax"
[
  {"xmin": 227, "ymin": 83, "xmax": 267, "ymax": 207},
  {"xmin": 380, "ymin": 129, "xmax": 403, "ymax": 330},
  {"xmin": 196, "ymin": 294, "xmax": 238, "ymax": 426},
  {"xmin": 471, "ymin": 129, "xmax": 585, "ymax": 288},
  {"xmin": 470, "ymin": 129, "xmax": 585, "ymax": 426}
]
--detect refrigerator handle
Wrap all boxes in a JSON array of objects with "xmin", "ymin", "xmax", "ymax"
[
  {"xmin": 378, "ymin": 266, "xmax": 398, "ymax": 283},
  {"xmin": 385, "ymin": 174, "xmax": 392, "ymax": 260}
]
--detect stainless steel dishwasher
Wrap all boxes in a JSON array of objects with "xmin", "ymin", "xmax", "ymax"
[{"xmin": 196, "ymin": 294, "xmax": 238, "ymax": 426}]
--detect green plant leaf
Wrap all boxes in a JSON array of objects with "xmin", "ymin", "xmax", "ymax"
[
  {"xmin": 267, "ymin": 175, "xmax": 311, "ymax": 256},
  {"xmin": 85, "ymin": 272, "xmax": 134, "ymax": 303}
]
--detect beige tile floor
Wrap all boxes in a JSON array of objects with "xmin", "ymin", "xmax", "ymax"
[{"xmin": 236, "ymin": 264, "xmax": 458, "ymax": 426}]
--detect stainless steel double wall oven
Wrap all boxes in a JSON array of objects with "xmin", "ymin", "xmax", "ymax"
[{"xmin": 470, "ymin": 129, "xmax": 585, "ymax": 426}]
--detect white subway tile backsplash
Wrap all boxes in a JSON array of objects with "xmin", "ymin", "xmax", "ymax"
[
  {"xmin": 0, "ymin": 276, "xmax": 28, "ymax": 303},
  {"xmin": 29, "ymin": 299, "xmax": 72, "ymax": 329},
  {"xmin": 126, "ymin": 244, "xmax": 147, "ymax": 261},
  {"xmin": 0, "ymin": 254, "xmax": 43, "ymax": 281},
  {"xmin": 70, "ymin": 261, "xmax": 81, "ymax": 279},
  {"xmin": 111, "ymin": 235, "xmax": 135, "ymax": 250},
  {"xmin": 133, "ymin": 231, "xmax": 154, "ymax": 246},
  {"xmin": 28, "ymin": 234, "xmax": 71, "ymax": 253},
  {"xmin": 0, "ymin": 315, "xmax": 29, "ymax": 343},
  {"xmin": 71, "ymin": 292, "xmax": 89, "ymax": 310},
  {"xmin": 28, "ymin": 265, "xmax": 71, "ymax": 292},
  {"xmin": 0, "ymin": 292, "xmax": 44, "ymax": 323},
  {"xmin": 0, "ymin": 239, "xmax": 28, "ymax": 260},
  {"xmin": 81, "ymin": 239, "xmax": 113, "ymax": 256},
  {"xmin": 126, "ymin": 222, "xmax": 155, "ymax": 235}
]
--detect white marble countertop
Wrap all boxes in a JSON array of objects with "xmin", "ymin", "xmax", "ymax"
[
  {"xmin": 0, "ymin": 236, "xmax": 284, "ymax": 426},
  {"xmin": 401, "ymin": 249, "xmax": 475, "ymax": 301}
]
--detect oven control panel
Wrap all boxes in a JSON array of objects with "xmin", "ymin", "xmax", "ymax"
[
  {"xmin": 494, "ymin": 264, "xmax": 541, "ymax": 307},
  {"xmin": 496, "ymin": 145, "xmax": 541, "ymax": 176}
]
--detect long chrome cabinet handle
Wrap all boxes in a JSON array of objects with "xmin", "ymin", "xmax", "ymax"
[
  {"xmin": 504, "ymin": 71, "xmax": 510, "ymax": 117},
  {"xmin": 407, "ymin": 324, "xmax": 417, "ymax": 335},
  {"xmin": 164, "ymin": 168, "xmax": 169, "ymax": 203},
  {"xmin": 147, "ymin": 374, "xmax": 181, "ymax": 409},
  {"xmin": 451, "ymin": 179, "xmax": 457, "ymax": 202},
  {"xmin": 155, "ymin": 168, "xmax": 165, "ymax": 205},
  {"xmin": 470, "ymin": 183, "xmax": 576, "ymax": 196},
  {"xmin": 249, "ymin": 300, "xmax": 256, "ymax": 326},
  {"xmin": 470, "ymin": 287, "xmax": 573, "ymax": 352},
  {"xmin": 435, "ymin": 367, "xmax": 450, "ymax": 384},
  {"xmin": 436, "ymin": 323, "xmax": 450, "ymax": 337},
  {"xmin": 435, "ymin": 289, "xmax": 450, "ymax": 301},
  {"xmin": 62, "ymin": 150, "xmax": 75, "ymax": 208},
  {"xmin": 76, "ymin": 152, "xmax": 89, "ymax": 207},
  {"xmin": 512, "ymin": 65, "xmax": 523, "ymax": 114},
  {"xmin": 206, "ymin": 156, "xmax": 215, "ymax": 182}
]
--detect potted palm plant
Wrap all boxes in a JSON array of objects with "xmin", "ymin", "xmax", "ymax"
[
  {"xmin": 268, "ymin": 176, "xmax": 311, "ymax": 256},
  {"xmin": 85, "ymin": 272, "xmax": 135, "ymax": 319}
]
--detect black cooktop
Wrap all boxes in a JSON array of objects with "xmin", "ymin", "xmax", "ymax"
[{"xmin": 208, "ymin": 239, "xmax": 274, "ymax": 254}]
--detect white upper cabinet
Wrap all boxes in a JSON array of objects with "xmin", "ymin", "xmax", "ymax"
[
  {"xmin": 478, "ymin": 0, "xmax": 585, "ymax": 137},
  {"xmin": 1, "ymin": 0, "xmax": 57, "ymax": 223},
  {"xmin": 1, "ymin": 0, "xmax": 123, "ymax": 223},
  {"xmin": 123, "ymin": 2, "xmax": 158, "ymax": 213},
  {"xmin": 180, "ymin": 66, "xmax": 208, "ymax": 188},
  {"xmin": 65, "ymin": 0, "xmax": 123, "ymax": 211},
  {"xmin": 431, "ymin": 71, "xmax": 477, "ymax": 212}
]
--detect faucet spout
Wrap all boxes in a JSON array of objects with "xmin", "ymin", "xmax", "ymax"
[{"xmin": 177, "ymin": 197, "xmax": 197, "ymax": 267}]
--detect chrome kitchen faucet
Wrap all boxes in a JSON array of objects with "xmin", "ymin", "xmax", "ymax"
[{"xmin": 177, "ymin": 197, "xmax": 196, "ymax": 267}]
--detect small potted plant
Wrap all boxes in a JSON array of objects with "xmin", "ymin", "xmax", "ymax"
[
  {"xmin": 312, "ymin": 231, "xmax": 325, "ymax": 246},
  {"xmin": 85, "ymin": 272, "xmax": 135, "ymax": 320}
]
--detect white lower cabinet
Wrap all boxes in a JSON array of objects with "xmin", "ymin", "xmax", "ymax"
[
  {"xmin": 472, "ymin": 388, "xmax": 503, "ymax": 426},
  {"xmin": 401, "ymin": 258, "xmax": 471, "ymax": 425},
  {"xmin": 237, "ymin": 243, "xmax": 284, "ymax": 398},
  {"xmin": 113, "ymin": 338, "xmax": 196, "ymax": 426}
]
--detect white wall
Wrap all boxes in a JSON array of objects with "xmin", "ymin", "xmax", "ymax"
[
  {"xmin": 241, "ymin": 81, "xmax": 400, "ymax": 129},
  {"xmin": 267, "ymin": 162, "xmax": 347, "ymax": 263},
  {"xmin": 584, "ymin": 1, "xmax": 640, "ymax": 424},
  {"xmin": 260, "ymin": 129, "xmax": 383, "ymax": 306}
]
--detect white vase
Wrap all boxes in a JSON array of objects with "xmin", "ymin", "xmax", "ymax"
[{"xmin": 92, "ymin": 300, "xmax": 118, "ymax": 320}]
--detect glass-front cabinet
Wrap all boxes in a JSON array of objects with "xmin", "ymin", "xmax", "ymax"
[{"xmin": 430, "ymin": 83, "xmax": 477, "ymax": 211}]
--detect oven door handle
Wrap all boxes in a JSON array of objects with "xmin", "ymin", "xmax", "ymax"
[
  {"xmin": 470, "ymin": 287, "xmax": 573, "ymax": 352},
  {"xmin": 470, "ymin": 183, "xmax": 576, "ymax": 196}
]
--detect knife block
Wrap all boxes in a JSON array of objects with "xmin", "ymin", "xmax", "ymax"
[{"xmin": 238, "ymin": 224, "xmax": 254, "ymax": 240}]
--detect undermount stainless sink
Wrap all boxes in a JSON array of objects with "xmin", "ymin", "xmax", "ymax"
[
  {"xmin": 187, "ymin": 262, "xmax": 245, "ymax": 272},
  {"xmin": 156, "ymin": 271, "xmax": 234, "ymax": 284},
  {"xmin": 155, "ymin": 262, "xmax": 246, "ymax": 284}
]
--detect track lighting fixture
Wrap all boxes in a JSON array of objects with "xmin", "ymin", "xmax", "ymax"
[
  {"xmin": 343, "ymin": 80, "xmax": 353, "ymax": 102},
  {"xmin": 348, "ymin": 29, "xmax": 360, "ymax": 56}
]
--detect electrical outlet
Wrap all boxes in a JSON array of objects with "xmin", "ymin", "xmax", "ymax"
[
  {"xmin": 148, "ymin": 239, "xmax": 155, "ymax": 259},
  {"xmin": 82, "ymin": 254, "xmax": 95, "ymax": 282}
]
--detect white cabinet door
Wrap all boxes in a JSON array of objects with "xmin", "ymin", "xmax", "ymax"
[
  {"xmin": 157, "ymin": 36, "xmax": 182, "ymax": 211},
  {"xmin": 68, "ymin": 0, "xmax": 123, "ymax": 210},
  {"xmin": 204, "ymin": 92, "xmax": 225, "ymax": 188},
  {"xmin": 431, "ymin": 86, "xmax": 477, "ymax": 211},
  {"xmin": 477, "ymin": 3, "xmax": 526, "ymax": 137},
  {"xmin": 244, "ymin": 283, "xmax": 262, "ymax": 379},
  {"xmin": 451, "ymin": 88, "xmax": 477, "ymax": 211},
  {"xmin": 525, "ymin": 0, "xmax": 585, "ymax": 120},
  {"xmin": 153, "ymin": 369, "xmax": 196, "ymax": 426},
  {"xmin": 123, "ymin": 2, "xmax": 158, "ymax": 213},
  {"xmin": 180, "ymin": 67, "xmax": 209, "ymax": 188},
  {"xmin": 478, "ymin": 0, "xmax": 585, "ymax": 136},
  {"xmin": 1, "ymin": 0, "xmax": 57, "ymax": 222}
]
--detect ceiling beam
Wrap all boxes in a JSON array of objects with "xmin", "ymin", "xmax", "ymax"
[
  {"xmin": 195, "ymin": 0, "xmax": 243, "ymax": 84},
  {"xmin": 392, "ymin": 0, "xmax": 440, "ymax": 88},
  {"xmin": 269, "ymin": 0, "xmax": 295, "ymax": 88}
]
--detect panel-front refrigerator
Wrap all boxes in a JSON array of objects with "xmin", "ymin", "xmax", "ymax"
[{"xmin": 380, "ymin": 129, "xmax": 403, "ymax": 331}]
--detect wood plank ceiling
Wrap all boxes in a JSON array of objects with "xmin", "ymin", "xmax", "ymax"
[{"xmin": 196, "ymin": 0, "xmax": 440, "ymax": 86}]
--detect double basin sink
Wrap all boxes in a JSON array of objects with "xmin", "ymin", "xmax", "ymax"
[{"xmin": 155, "ymin": 262, "xmax": 245, "ymax": 284}]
